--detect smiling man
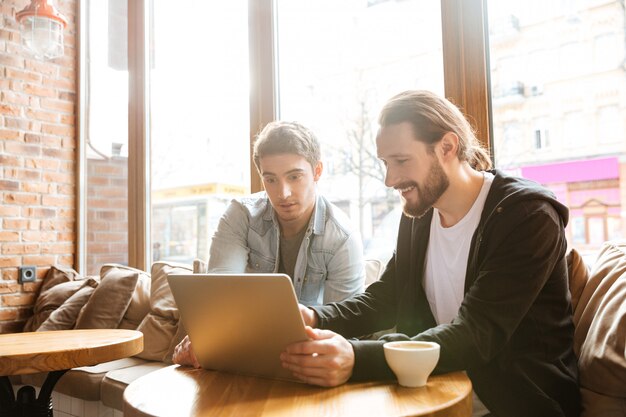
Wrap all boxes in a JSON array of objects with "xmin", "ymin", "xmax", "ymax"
[
  {"xmin": 172, "ymin": 121, "xmax": 365, "ymax": 367},
  {"xmin": 280, "ymin": 91, "xmax": 581, "ymax": 417}
]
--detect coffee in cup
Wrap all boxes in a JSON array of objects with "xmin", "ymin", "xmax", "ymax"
[{"xmin": 383, "ymin": 341, "xmax": 440, "ymax": 388}]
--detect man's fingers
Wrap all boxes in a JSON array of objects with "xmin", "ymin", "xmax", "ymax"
[{"xmin": 304, "ymin": 326, "xmax": 336, "ymax": 340}]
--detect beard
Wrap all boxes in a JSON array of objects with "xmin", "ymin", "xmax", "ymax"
[{"xmin": 401, "ymin": 157, "xmax": 449, "ymax": 218}]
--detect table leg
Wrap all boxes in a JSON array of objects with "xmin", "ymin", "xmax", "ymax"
[{"xmin": 0, "ymin": 370, "xmax": 67, "ymax": 417}]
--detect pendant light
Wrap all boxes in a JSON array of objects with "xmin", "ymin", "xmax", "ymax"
[{"xmin": 16, "ymin": 0, "xmax": 68, "ymax": 60}]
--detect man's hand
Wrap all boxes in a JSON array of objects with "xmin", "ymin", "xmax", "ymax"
[
  {"xmin": 280, "ymin": 326, "xmax": 354, "ymax": 387},
  {"xmin": 172, "ymin": 335, "xmax": 201, "ymax": 368},
  {"xmin": 299, "ymin": 304, "xmax": 318, "ymax": 327}
]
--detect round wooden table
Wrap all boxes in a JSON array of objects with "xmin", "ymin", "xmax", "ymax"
[
  {"xmin": 124, "ymin": 365, "xmax": 472, "ymax": 417},
  {"xmin": 0, "ymin": 329, "xmax": 143, "ymax": 417}
]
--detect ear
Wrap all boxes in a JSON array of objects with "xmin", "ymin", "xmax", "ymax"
[
  {"xmin": 439, "ymin": 132, "xmax": 459, "ymax": 160},
  {"xmin": 313, "ymin": 161, "xmax": 323, "ymax": 182}
]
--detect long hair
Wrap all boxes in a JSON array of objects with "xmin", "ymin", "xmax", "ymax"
[{"xmin": 378, "ymin": 90, "xmax": 492, "ymax": 171}]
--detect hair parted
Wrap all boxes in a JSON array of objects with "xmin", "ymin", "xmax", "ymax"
[
  {"xmin": 252, "ymin": 121, "xmax": 322, "ymax": 172},
  {"xmin": 378, "ymin": 90, "xmax": 492, "ymax": 171}
]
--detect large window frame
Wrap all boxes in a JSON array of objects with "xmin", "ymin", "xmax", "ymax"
[{"xmin": 77, "ymin": 0, "xmax": 490, "ymax": 273}]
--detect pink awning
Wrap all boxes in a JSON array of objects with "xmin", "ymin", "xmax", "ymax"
[{"xmin": 521, "ymin": 157, "xmax": 619, "ymax": 184}]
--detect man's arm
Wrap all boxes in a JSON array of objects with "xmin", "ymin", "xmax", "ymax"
[
  {"xmin": 208, "ymin": 200, "xmax": 251, "ymax": 272},
  {"xmin": 322, "ymin": 232, "xmax": 366, "ymax": 304}
]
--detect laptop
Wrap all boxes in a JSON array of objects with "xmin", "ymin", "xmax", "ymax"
[{"xmin": 167, "ymin": 273, "xmax": 309, "ymax": 382}]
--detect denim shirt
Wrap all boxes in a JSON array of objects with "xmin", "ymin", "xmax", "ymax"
[{"xmin": 208, "ymin": 192, "xmax": 365, "ymax": 305}]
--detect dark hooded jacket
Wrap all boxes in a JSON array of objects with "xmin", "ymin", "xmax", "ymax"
[{"xmin": 312, "ymin": 170, "xmax": 581, "ymax": 417}]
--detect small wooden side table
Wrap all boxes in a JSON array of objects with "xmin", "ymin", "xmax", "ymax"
[{"xmin": 0, "ymin": 329, "xmax": 143, "ymax": 417}]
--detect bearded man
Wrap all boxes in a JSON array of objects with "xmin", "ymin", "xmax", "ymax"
[{"xmin": 280, "ymin": 90, "xmax": 581, "ymax": 417}]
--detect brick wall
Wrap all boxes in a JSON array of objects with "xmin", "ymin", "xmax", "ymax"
[
  {"xmin": 0, "ymin": 0, "xmax": 77, "ymax": 333},
  {"xmin": 86, "ymin": 156, "xmax": 128, "ymax": 276}
]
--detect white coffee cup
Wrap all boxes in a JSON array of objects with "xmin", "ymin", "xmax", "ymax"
[{"xmin": 383, "ymin": 341, "xmax": 440, "ymax": 388}]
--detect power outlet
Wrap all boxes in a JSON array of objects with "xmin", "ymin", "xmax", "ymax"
[{"xmin": 19, "ymin": 266, "xmax": 37, "ymax": 284}]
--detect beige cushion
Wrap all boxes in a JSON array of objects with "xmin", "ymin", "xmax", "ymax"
[
  {"xmin": 40, "ymin": 265, "xmax": 84, "ymax": 293},
  {"xmin": 38, "ymin": 278, "xmax": 99, "ymax": 331},
  {"xmin": 135, "ymin": 261, "xmax": 191, "ymax": 361},
  {"xmin": 365, "ymin": 259, "xmax": 384, "ymax": 288},
  {"xmin": 101, "ymin": 362, "xmax": 169, "ymax": 410},
  {"xmin": 575, "ymin": 240, "xmax": 626, "ymax": 397},
  {"xmin": 118, "ymin": 273, "xmax": 152, "ymax": 330},
  {"xmin": 567, "ymin": 248, "xmax": 590, "ymax": 323},
  {"xmin": 20, "ymin": 357, "xmax": 147, "ymax": 401},
  {"xmin": 581, "ymin": 387, "xmax": 626, "ymax": 417},
  {"xmin": 24, "ymin": 279, "xmax": 87, "ymax": 332},
  {"xmin": 75, "ymin": 264, "xmax": 143, "ymax": 329},
  {"xmin": 193, "ymin": 258, "xmax": 208, "ymax": 274}
]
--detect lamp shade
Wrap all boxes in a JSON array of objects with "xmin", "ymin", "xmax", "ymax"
[{"xmin": 16, "ymin": 0, "xmax": 68, "ymax": 60}]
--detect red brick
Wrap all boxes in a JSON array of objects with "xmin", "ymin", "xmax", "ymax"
[
  {"xmin": 21, "ymin": 182, "xmax": 53, "ymax": 194},
  {"xmin": 0, "ymin": 155, "xmax": 22, "ymax": 166},
  {"xmin": 22, "ymin": 255, "xmax": 56, "ymax": 266},
  {"xmin": 0, "ymin": 180, "xmax": 19, "ymax": 191},
  {"xmin": 60, "ymin": 114, "xmax": 75, "ymax": 125},
  {"xmin": 25, "ymin": 158, "xmax": 60, "ymax": 170},
  {"xmin": 0, "ymin": 91, "xmax": 29, "ymax": 106},
  {"xmin": 4, "ymin": 117, "xmax": 30, "ymax": 131},
  {"xmin": 42, "ymin": 243, "xmax": 74, "ymax": 254},
  {"xmin": 57, "ymin": 184, "xmax": 74, "ymax": 195},
  {"xmin": 25, "ymin": 109, "xmax": 59, "ymax": 123},
  {"xmin": 3, "ymin": 219, "xmax": 28, "ymax": 230},
  {"xmin": 0, "ymin": 257, "xmax": 21, "ymax": 268},
  {"xmin": 24, "ymin": 134, "xmax": 41, "ymax": 144},
  {"xmin": 41, "ymin": 124, "xmax": 74, "ymax": 137},
  {"xmin": 0, "ymin": 281, "xmax": 20, "ymax": 294},
  {"xmin": 40, "ymin": 136, "xmax": 64, "ymax": 148},
  {"xmin": 4, "ymin": 168, "xmax": 42, "ymax": 182},
  {"xmin": 57, "ymin": 255, "xmax": 74, "ymax": 266},
  {"xmin": 42, "ymin": 171, "xmax": 73, "ymax": 184},
  {"xmin": 0, "ymin": 129, "xmax": 20, "ymax": 140},
  {"xmin": 22, "ymin": 83, "xmax": 56, "ymax": 98},
  {"xmin": 4, "ymin": 141, "xmax": 41, "ymax": 156},
  {"xmin": 40, "ymin": 219, "xmax": 73, "ymax": 232},
  {"xmin": 1, "ymin": 243, "xmax": 40, "ymax": 255},
  {"xmin": 43, "ymin": 77, "xmax": 74, "ymax": 91},
  {"xmin": 24, "ymin": 59, "xmax": 58, "ymax": 75},
  {"xmin": 41, "ymin": 195, "xmax": 73, "ymax": 207},
  {"xmin": 1, "ymin": 269, "xmax": 18, "ymax": 281},
  {"xmin": 0, "ymin": 206, "xmax": 20, "ymax": 217},
  {"xmin": 0, "ymin": 104, "xmax": 21, "ymax": 116},
  {"xmin": 1, "ymin": 293, "xmax": 36, "ymax": 307},
  {"xmin": 23, "ymin": 207, "xmax": 56, "ymax": 218},
  {"xmin": 41, "ymin": 98, "xmax": 74, "ymax": 113},
  {"xmin": 5, "ymin": 67, "xmax": 42, "ymax": 83},
  {"xmin": 0, "ymin": 309, "xmax": 18, "ymax": 321},
  {"xmin": 0, "ymin": 54, "xmax": 23, "ymax": 68},
  {"xmin": 0, "ymin": 232, "xmax": 19, "ymax": 242},
  {"xmin": 42, "ymin": 147, "xmax": 73, "ymax": 160},
  {"xmin": 4, "ymin": 193, "xmax": 40, "ymax": 205},
  {"xmin": 22, "ymin": 281, "xmax": 43, "ymax": 293},
  {"xmin": 22, "ymin": 231, "xmax": 57, "ymax": 242},
  {"xmin": 57, "ymin": 232, "xmax": 75, "ymax": 242}
]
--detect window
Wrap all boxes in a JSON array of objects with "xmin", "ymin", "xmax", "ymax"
[
  {"xmin": 487, "ymin": 0, "xmax": 626, "ymax": 260},
  {"xmin": 148, "ymin": 0, "xmax": 251, "ymax": 264},
  {"xmin": 533, "ymin": 118, "xmax": 550, "ymax": 150},
  {"xmin": 83, "ymin": 0, "xmax": 130, "ymax": 275},
  {"xmin": 275, "ymin": 0, "xmax": 444, "ymax": 263}
]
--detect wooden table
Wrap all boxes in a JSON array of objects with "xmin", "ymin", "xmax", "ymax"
[
  {"xmin": 0, "ymin": 329, "xmax": 143, "ymax": 417},
  {"xmin": 124, "ymin": 365, "xmax": 472, "ymax": 417}
]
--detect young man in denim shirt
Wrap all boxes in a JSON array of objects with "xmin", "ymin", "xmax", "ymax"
[{"xmin": 173, "ymin": 121, "xmax": 365, "ymax": 367}]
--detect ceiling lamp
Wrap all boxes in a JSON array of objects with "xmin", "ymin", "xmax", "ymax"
[{"xmin": 16, "ymin": 0, "xmax": 68, "ymax": 60}]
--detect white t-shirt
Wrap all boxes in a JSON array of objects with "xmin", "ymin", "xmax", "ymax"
[{"xmin": 423, "ymin": 171, "xmax": 494, "ymax": 417}]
